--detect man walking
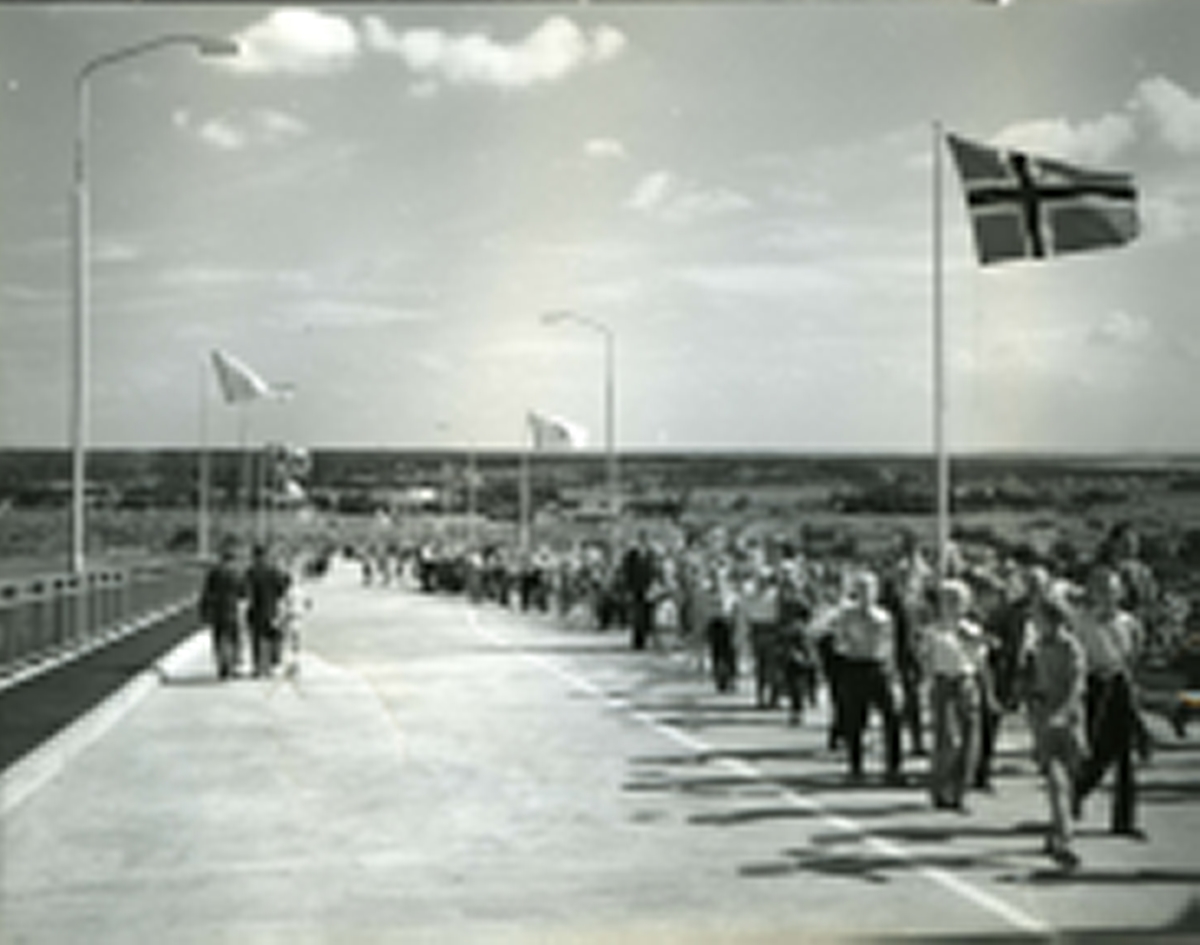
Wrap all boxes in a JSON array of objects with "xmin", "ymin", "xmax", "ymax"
[
  {"xmin": 623, "ymin": 531, "xmax": 658, "ymax": 651},
  {"xmin": 199, "ymin": 539, "xmax": 244, "ymax": 680},
  {"xmin": 245, "ymin": 543, "xmax": 291, "ymax": 678},
  {"xmin": 1072, "ymin": 566, "xmax": 1146, "ymax": 837},
  {"xmin": 832, "ymin": 570, "xmax": 903, "ymax": 784},
  {"xmin": 1022, "ymin": 580, "xmax": 1088, "ymax": 869}
]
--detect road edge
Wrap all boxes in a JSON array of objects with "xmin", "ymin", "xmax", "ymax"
[{"xmin": 0, "ymin": 626, "xmax": 208, "ymax": 818}]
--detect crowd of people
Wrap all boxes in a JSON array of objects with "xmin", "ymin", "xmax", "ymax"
[{"xmin": 203, "ymin": 519, "xmax": 1199, "ymax": 871}]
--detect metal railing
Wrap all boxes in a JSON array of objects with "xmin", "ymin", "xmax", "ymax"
[{"xmin": 0, "ymin": 561, "xmax": 201, "ymax": 681}]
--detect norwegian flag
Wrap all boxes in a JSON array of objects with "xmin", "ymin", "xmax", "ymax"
[{"xmin": 947, "ymin": 133, "xmax": 1139, "ymax": 265}]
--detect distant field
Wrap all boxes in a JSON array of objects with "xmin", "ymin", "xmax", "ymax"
[{"xmin": 5, "ymin": 455, "xmax": 1200, "ymax": 599}]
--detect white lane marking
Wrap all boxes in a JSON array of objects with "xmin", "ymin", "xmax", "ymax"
[{"xmin": 466, "ymin": 607, "xmax": 1053, "ymax": 937}]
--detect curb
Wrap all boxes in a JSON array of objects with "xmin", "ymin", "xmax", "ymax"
[{"xmin": 0, "ymin": 627, "xmax": 208, "ymax": 818}]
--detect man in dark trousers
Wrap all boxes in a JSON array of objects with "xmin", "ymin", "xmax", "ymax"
[
  {"xmin": 832, "ymin": 569, "xmax": 903, "ymax": 785},
  {"xmin": 199, "ymin": 539, "xmax": 244, "ymax": 680},
  {"xmin": 1072, "ymin": 566, "xmax": 1145, "ymax": 837},
  {"xmin": 245, "ymin": 543, "xmax": 292, "ymax": 678},
  {"xmin": 622, "ymin": 531, "xmax": 658, "ymax": 651}
]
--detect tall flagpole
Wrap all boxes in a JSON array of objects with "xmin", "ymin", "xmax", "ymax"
[
  {"xmin": 238, "ymin": 403, "xmax": 251, "ymax": 545},
  {"xmin": 198, "ymin": 356, "xmax": 211, "ymax": 559},
  {"xmin": 467, "ymin": 444, "xmax": 478, "ymax": 548},
  {"xmin": 933, "ymin": 120, "xmax": 950, "ymax": 581},
  {"xmin": 519, "ymin": 413, "xmax": 531, "ymax": 556}
]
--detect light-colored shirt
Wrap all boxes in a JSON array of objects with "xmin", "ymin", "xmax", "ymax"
[
  {"xmin": 742, "ymin": 582, "xmax": 778, "ymax": 624},
  {"xmin": 1072, "ymin": 608, "xmax": 1140, "ymax": 677},
  {"xmin": 1028, "ymin": 629, "xmax": 1086, "ymax": 728},
  {"xmin": 924, "ymin": 619, "xmax": 986, "ymax": 678},
  {"xmin": 833, "ymin": 605, "xmax": 894, "ymax": 665}
]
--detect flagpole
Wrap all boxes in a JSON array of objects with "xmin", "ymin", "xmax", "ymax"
[
  {"xmin": 467, "ymin": 443, "xmax": 478, "ymax": 548},
  {"xmin": 238, "ymin": 403, "xmax": 251, "ymax": 546},
  {"xmin": 255, "ymin": 443, "xmax": 266, "ymax": 544},
  {"xmin": 519, "ymin": 413, "xmax": 531, "ymax": 556},
  {"xmin": 933, "ymin": 120, "xmax": 950, "ymax": 581},
  {"xmin": 198, "ymin": 356, "xmax": 211, "ymax": 560}
]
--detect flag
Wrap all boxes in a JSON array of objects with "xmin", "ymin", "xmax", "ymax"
[
  {"xmin": 210, "ymin": 349, "xmax": 291, "ymax": 404},
  {"xmin": 946, "ymin": 133, "xmax": 1138, "ymax": 265},
  {"xmin": 527, "ymin": 410, "xmax": 587, "ymax": 451}
]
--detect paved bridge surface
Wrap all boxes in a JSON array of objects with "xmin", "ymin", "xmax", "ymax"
[{"xmin": 2, "ymin": 559, "xmax": 1198, "ymax": 943}]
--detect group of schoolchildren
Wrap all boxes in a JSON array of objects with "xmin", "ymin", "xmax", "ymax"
[
  {"xmin": 285, "ymin": 520, "xmax": 1170, "ymax": 870},
  {"xmin": 650, "ymin": 523, "xmax": 1163, "ymax": 872}
]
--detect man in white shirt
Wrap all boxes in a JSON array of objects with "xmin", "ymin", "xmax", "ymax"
[
  {"xmin": 832, "ymin": 570, "xmax": 903, "ymax": 784},
  {"xmin": 1071, "ymin": 566, "xmax": 1144, "ymax": 837}
]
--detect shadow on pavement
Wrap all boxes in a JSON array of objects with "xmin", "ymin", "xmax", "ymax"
[
  {"xmin": 1001, "ymin": 868, "xmax": 1200, "ymax": 886},
  {"xmin": 688, "ymin": 801, "xmax": 931, "ymax": 826},
  {"xmin": 738, "ymin": 843, "xmax": 1020, "ymax": 884},
  {"xmin": 632, "ymin": 744, "xmax": 833, "ymax": 766},
  {"xmin": 158, "ymin": 673, "xmax": 224, "ymax": 688},
  {"xmin": 854, "ymin": 896, "xmax": 1198, "ymax": 941}
]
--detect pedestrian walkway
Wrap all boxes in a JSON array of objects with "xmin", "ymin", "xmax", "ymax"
[{"xmin": 1, "ymin": 559, "xmax": 1197, "ymax": 943}]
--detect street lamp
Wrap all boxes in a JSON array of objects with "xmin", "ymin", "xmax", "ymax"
[
  {"xmin": 541, "ymin": 309, "xmax": 619, "ymax": 549},
  {"xmin": 70, "ymin": 34, "xmax": 238, "ymax": 575}
]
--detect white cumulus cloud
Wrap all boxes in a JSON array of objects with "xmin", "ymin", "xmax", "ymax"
[
  {"xmin": 627, "ymin": 170, "xmax": 674, "ymax": 213},
  {"xmin": 993, "ymin": 113, "xmax": 1135, "ymax": 166},
  {"xmin": 226, "ymin": 8, "xmax": 360, "ymax": 75},
  {"xmin": 182, "ymin": 108, "xmax": 309, "ymax": 151},
  {"xmin": 362, "ymin": 15, "xmax": 627, "ymax": 90},
  {"xmin": 1131, "ymin": 76, "xmax": 1200, "ymax": 154},
  {"xmin": 1088, "ymin": 309, "xmax": 1152, "ymax": 347},
  {"xmin": 198, "ymin": 118, "xmax": 247, "ymax": 151},
  {"xmin": 584, "ymin": 137, "xmax": 627, "ymax": 160},
  {"xmin": 626, "ymin": 170, "xmax": 752, "ymax": 224}
]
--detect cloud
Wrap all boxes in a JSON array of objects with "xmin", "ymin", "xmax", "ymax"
[
  {"xmin": 291, "ymin": 298, "xmax": 431, "ymax": 330},
  {"xmin": 1088, "ymin": 309, "xmax": 1152, "ymax": 347},
  {"xmin": 226, "ymin": 8, "xmax": 360, "ymax": 75},
  {"xmin": 673, "ymin": 263, "xmax": 843, "ymax": 299},
  {"xmin": 626, "ymin": 170, "xmax": 752, "ymax": 224},
  {"xmin": 1144, "ymin": 182, "xmax": 1200, "ymax": 243},
  {"xmin": 157, "ymin": 265, "xmax": 316, "ymax": 291},
  {"xmin": 627, "ymin": 171, "xmax": 673, "ymax": 212},
  {"xmin": 197, "ymin": 118, "xmax": 246, "ymax": 151},
  {"xmin": 1131, "ymin": 76, "xmax": 1200, "ymax": 154},
  {"xmin": 584, "ymin": 137, "xmax": 627, "ymax": 160},
  {"xmin": 413, "ymin": 351, "xmax": 455, "ymax": 376},
  {"xmin": 990, "ymin": 75, "xmax": 1200, "ymax": 165},
  {"xmin": 93, "ymin": 238, "xmax": 142, "ymax": 264},
  {"xmin": 178, "ymin": 108, "xmax": 309, "ymax": 151},
  {"xmin": 362, "ymin": 15, "xmax": 627, "ymax": 91},
  {"xmin": 993, "ymin": 113, "xmax": 1135, "ymax": 166}
]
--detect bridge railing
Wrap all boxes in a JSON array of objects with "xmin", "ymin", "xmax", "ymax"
[{"xmin": 0, "ymin": 561, "xmax": 202, "ymax": 682}]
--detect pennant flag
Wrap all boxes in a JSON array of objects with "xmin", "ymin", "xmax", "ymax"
[
  {"xmin": 527, "ymin": 410, "xmax": 587, "ymax": 451},
  {"xmin": 210, "ymin": 349, "xmax": 292, "ymax": 404},
  {"xmin": 947, "ymin": 133, "xmax": 1138, "ymax": 265}
]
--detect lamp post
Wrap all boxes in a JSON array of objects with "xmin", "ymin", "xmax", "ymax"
[
  {"xmin": 541, "ymin": 310, "xmax": 619, "ymax": 550},
  {"xmin": 70, "ymin": 34, "xmax": 237, "ymax": 575}
]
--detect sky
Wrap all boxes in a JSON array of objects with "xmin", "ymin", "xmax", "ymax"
[{"xmin": 1, "ymin": 1, "xmax": 1198, "ymax": 455}]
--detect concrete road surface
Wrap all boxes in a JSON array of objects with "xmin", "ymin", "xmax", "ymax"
[{"xmin": 2, "ymin": 559, "xmax": 1197, "ymax": 943}]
